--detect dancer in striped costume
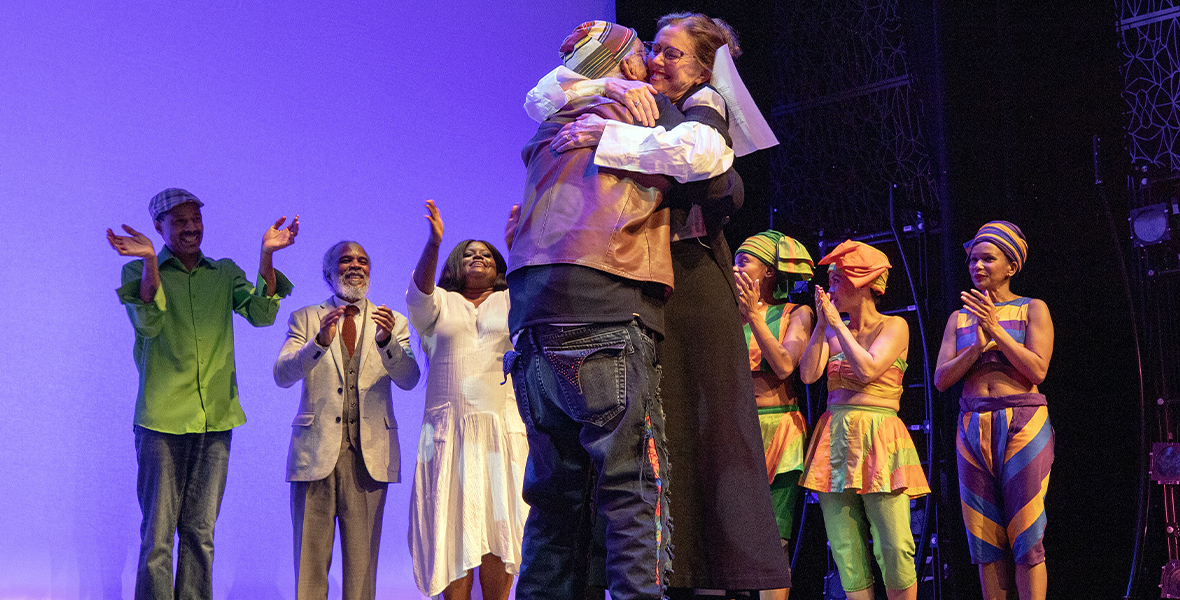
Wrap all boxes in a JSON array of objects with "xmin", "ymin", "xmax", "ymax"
[
  {"xmin": 934, "ymin": 221, "xmax": 1054, "ymax": 600},
  {"xmin": 734, "ymin": 231, "xmax": 816, "ymax": 600},
  {"xmin": 799, "ymin": 240, "xmax": 929, "ymax": 600}
]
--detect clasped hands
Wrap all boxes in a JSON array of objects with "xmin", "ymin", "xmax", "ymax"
[
  {"xmin": 960, "ymin": 288, "xmax": 999, "ymax": 351},
  {"xmin": 317, "ymin": 304, "xmax": 398, "ymax": 347},
  {"xmin": 813, "ymin": 286, "xmax": 843, "ymax": 329}
]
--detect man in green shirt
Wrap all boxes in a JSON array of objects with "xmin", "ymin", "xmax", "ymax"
[{"xmin": 107, "ymin": 188, "xmax": 298, "ymax": 600}]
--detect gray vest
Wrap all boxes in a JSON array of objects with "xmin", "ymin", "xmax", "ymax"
[{"xmin": 339, "ymin": 313, "xmax": 363, "ymax": 451}]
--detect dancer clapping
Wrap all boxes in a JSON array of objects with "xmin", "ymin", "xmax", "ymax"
[{"xmin": 934, "ymin": 221, "xmax": 1054, "ymax": 600}]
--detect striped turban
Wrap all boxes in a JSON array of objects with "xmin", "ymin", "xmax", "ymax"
[
  {"xmin": 559, "ymin": 21, "xmax": 639, "ymax": 79},
  {"xmin": 964, "ymin": 221, "xmax": 1028, "ymax": 272},
  {"xmin": 737, "ymin": 230, "xmax": 814, "ymax": 299},
  {"xmin": 818, "ymin": 240, "xmax": 891, "ymax": 295}
]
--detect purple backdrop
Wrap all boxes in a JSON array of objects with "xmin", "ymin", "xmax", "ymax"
[{"xmin": 0, "ymin": 1, "xmax": 613, "ymax": 597}]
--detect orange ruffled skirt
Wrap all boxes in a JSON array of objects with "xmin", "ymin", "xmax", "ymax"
[{"xmin": 800, "ymin": 404, "xmax": 930, "ymax": 496}]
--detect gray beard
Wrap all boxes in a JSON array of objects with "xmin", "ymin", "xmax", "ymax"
[{"xmin": 332, "ymin": 273, "xmax": 369, "ymax": 302}]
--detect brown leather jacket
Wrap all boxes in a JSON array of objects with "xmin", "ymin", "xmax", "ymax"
[{"xmin": 508, "ymin": 95, "xmax": 675, "ymax": 292}]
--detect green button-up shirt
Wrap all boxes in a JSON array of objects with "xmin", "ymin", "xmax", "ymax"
[{"xmin": 117, "ymin": 246, "xmax": 293, "ymax": 434}]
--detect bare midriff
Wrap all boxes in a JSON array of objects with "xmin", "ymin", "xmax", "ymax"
[
  {"xmin": 753, "ymin": 371, "xmax": 798, "ymax": 408},
  {"xmin": 961, "ymin": 361, "xmax": 1037, "ymax": 398}
]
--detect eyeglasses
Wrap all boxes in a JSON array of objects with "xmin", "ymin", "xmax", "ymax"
[{"xmin": 643, "ymin": 41, "xmax": 694, "ymax": 63}]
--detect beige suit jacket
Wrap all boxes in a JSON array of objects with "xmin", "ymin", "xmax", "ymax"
[{"xmin": 274, "ymin": 296, "xmax": 420, "ymax": 482}]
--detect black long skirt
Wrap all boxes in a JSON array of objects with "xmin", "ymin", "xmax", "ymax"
[{"xmin": 660, "ymin": 239, "xmax": 792, "ymax": 591}]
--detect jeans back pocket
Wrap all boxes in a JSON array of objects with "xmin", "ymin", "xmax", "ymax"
[{"xmin": 543, "ymin": 337, "xmax": 629, "ymax": 427}]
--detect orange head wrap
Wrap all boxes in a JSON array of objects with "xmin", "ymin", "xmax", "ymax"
[{"xmin": 817, "ymin": 240, "xmax": 891, "ymax": 295}]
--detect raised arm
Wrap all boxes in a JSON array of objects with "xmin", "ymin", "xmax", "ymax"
[
  {"xmin": 965, "ymin": 291, "xmax": 1054, "ymax": 384},
  {"xmin": 504, "ymin": 204, "xmax": 521, "ymax": 251},
  {"xmin": 412, "ymin": 200, "xmax": 445, "ymax": 296},
  {"xmin": 781, "ymin": 305, "xmax": 816, "ymax": 379},
  {"xmin": 523, "ymin": 66, "xmax": 597, "ymax": 122},
  {"xmin": 758, "ymin": 306, "xmax": 815, "ymax": 381},
  {"xmin": 933, "ymin": 308, "xmax": 986, "ymax": 391},
  {"xmin": 591, "ymin": 86, "xmax": 734, "ymax": 183},
  {"xmin": 108, "ymin": 225, "xmax": 159, "ymax": 304},
  {"xmin": 736, "ymin": 272, "xmax": 815, "ymax": 380},
  {"xmin": 543, "ymin": 76, "xmax": 734, "ymax": 181},
  {"xmin": 800, "ymin": 287, "xmax": 834, "ymax": 384},
  {"xmin": 830, "ymin": 314, "xmax": 909, "ymax": 383},
  {"xmin": 259, "ymin": 215, "xmax": 299, "ymax": 296},
  {"xmin": 524, "ymin": 66, "xmax": 659, "ymax": 125}
]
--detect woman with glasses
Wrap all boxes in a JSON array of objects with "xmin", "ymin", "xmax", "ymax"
[
  {"xmin": 535, "ymin": 18, "xmax": 737, "ymax": 187},
  {"xmin": 933, "ymin": 222, "xmax": 1054, "ymax": 600},
  {"xmin": 524, "ymin": 12, "xmax": 794, "ymax": 598}
]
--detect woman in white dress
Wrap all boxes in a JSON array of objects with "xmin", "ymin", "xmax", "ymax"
[{"xmin": 407, "ymin": 199, "xmax": 527, "ymax": 600}]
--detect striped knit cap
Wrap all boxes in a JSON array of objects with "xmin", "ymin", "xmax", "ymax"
[
  {"xmin": 964, "ymin": 221, "xmax": 1028, "ymax": 272},
  {"xmin": 559, "ymin": 21, "xmax": 638, "ymax": 79},
  {"xmin": 818, "ymin": 240, "xmax": 891, "ymax": 295},
  {"xmin": 737, "ymin": 230, "xmax": 814, "ymax": 280}
]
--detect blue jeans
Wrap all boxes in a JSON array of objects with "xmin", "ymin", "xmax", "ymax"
[
  {"xmin": 134, "ymin": 426, "xmax": 232, "ymax": 600},
  {"xmin": 506, "ymin": 321, "xmax": 671, "ymax": 600}
]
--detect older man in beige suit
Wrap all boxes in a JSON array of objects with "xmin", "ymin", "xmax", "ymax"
[{"xmin": 274, "ymin": 240, "xmax": 420, "ymax": 600}]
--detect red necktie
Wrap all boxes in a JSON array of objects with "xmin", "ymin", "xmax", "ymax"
[{"xmin": 342, "ymin": 305, "xmax": 360, "ymax": 358}]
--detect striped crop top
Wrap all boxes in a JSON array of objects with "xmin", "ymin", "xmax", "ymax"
[
  {"xmin": 826, "ymin": 352, "xmax": 908, "ymax": 400},
  {"xmin": 954, "ymin": 296, "xmax": 1032, "ymax": 370}
]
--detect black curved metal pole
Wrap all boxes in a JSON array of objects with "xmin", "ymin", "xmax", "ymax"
[
  {"xmin": 889, "ymin": 184, "xmax": 938, "ymax": 585},
  {"xmin": 1095, "ymin": 134, "xmax": 1151, "ymax": 599}
]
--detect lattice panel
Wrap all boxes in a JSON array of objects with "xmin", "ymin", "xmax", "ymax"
[
  {"xmin": 768, "ymin": 0, "xmax": 938, "ymax": 234},
  {"xmin": 1118, "ymin": 0, "xmax": 1180, "ymax": 172}
]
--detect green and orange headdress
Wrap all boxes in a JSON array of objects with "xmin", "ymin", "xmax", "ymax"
[{"xmin": 736, "ymin": 230, "xmax": 814, "ymax": 299}]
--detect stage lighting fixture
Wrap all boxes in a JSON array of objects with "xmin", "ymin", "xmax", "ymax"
[
  {"xmin": 1130, "ymin": 202, "xmax": 1173, "ymax": 246},
  {"xmin": 1151, "ymin": 442, "xmax": 1180, "ymax": 484},
  {"xmin": 1163, "ymin": 560, "xmax": 1180, "ymax": 598}
]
